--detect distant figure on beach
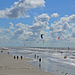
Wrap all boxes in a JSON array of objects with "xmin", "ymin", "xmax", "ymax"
[
  {"xmin": 14, "ymin": 56, "xmax": 16, "ymax": 59},
  {"xmin": 68, "ymin": 47, "xmax": 70, "ymax": 50},
  {"xmin": 65, "ymin": 73, "xmax": 68, "ymax": 75},
  {"xmin": 34, "ymin": 54, "xmax": 36, "ymax": 58},
  {"xmin": 1, "ymin": 50, "xmax": 3, "ymax": 52},
  {"xmin": 39, "ymin": 58, "xmax": 41, "ymax": 62},
  {"xmin": 37, "ymin": 56, "xmax": 39, "ymax": 59},
  {"xmin": 64, "ymin": 56, "xmax": 67, "ymax": 59},
  {"xmin": 21, "ymin": 56, "xmax": 23, "ymax": 60},
  {"xmin": 17, "ymin": 56, "xmax": 19, "ymax": 60},
  {"xmin": 61, "ymin": 52, "xmax": 63, "ymax": 54},
  {"xmin": 8, "ymin": 52, "xmax": 9, "ymax": 54},
  {"xmin": 39, "ymin": 58, "xmax": 41, "ymax": 68}
]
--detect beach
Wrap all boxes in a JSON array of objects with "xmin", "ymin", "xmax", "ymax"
[{"xmin": 0, "ymin": 52, "xmax": 55, "ymax": 75}]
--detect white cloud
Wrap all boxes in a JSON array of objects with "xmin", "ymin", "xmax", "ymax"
[
  {"xmin": 33, "ymin": 13, "xmax": 50, "ymax": 30},
  {"xmin": 30, "ymin": 13, "xmax": 50, "ymax": 35},
  {"xmin": 72, "ymin": 32, "xmax": 75, "ymax": 37},
  {"xmin": 49, "ymin": 14, "xmax": 75, "ymax": 40},
  {"xmin": 0, "ymin": 13, "xmax": 75, "ymax": 47},
  {"xmin": 11, "ymin": 13, "xmax": 50, "ymax": 41},
  {"xmin": 69, "ymin": 14, "xmax": 75, "ymax": 23},
  {"xmin": 9, "ymin": 22, "xmax": 14, "ymax": 29},
  {"xmin": 26, "ymin": 13, "xmax": 50, "ymax": 41},
  {"xmin": 51, "ymin": 13, "xmax": 59, "ymax": 18},
  {"xmin": 60, "ymin": 16, "xmax": 69, "ymax": 23},
  {"xmin": 0, "ymin": 0, "xmax": 45, "ymax": 18},
  {"xmin": 16, "ymin": 23, "xmax": 27, "ymax": 29},
  {"xmin": 63, "ymin": 22, "xmax": 70, "ymax": 30},
  {"xmin": 15, "ymin": 29, "xmax": 23, "ymax": 35},
  {"xmin": 71, "ymin": 28, "xmax": 75, "ymax": 38},
  {"xmin": 33, "ymin": 13, "xmax": 50, "ymax": 24}
]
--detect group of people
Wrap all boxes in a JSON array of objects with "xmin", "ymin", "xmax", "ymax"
[
  {"xmin": 14, "ymin": 56, "xmax": 23, "ymax": 60},
  {"xmin": 34, "ymin": 54, "xmax": 42, "ymax": 68}
]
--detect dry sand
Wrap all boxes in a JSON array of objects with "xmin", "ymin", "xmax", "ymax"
[{"xmin": 0, "ymin": 52, "xmax": 56, "ymax": 75}]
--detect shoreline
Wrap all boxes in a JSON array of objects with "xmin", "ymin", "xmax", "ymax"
[{"xmin": 0, "ymin": 52, "xmax": 55, "ymax": 75}]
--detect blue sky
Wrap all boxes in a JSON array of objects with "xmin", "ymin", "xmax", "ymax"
[{"xmin": 0, "ymin": 0, "xmax": 75, "ymax": 47}]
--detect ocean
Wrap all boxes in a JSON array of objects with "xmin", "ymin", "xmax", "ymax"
[{"xmin": 6, "ymin": 47, "xmax": 75, "ymax": 75}]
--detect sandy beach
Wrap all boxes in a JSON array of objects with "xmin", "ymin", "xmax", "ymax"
[{"xmin": 0, "ymin": 52, "xmax": 55, "ymax": 75}]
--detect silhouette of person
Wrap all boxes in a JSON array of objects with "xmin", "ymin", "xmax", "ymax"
[
  {"xmin": 21, "ymin": 56, "xmax": 23, "ymax": 60},
  {"xmin": 34, "ymin": 54, "xmax": 36, "ymax": 59},
  {"xmin": 8, "ymin": 52, "xmax": 9, "ymax": 54},
  {"xmin": 68, "ymin": 47, "xmax": 70, "ymax": 50},
  {"xmin": 39, "ymin": 58, "xmax": 41, "ymax": 69},
  {"xmin": 39, "ymin": 58, "xmax": 41, "ymax": 62},
  {"xmin": 14, "ymin": 56, "xmax": 16, "ymax": 59},
  {"xmin": 37, "ymin": 56, "xmax": 39, "ymax": 59},
  {"xmin": 17, "ymin": 56, "xmax": 19, "ymax": 60}
]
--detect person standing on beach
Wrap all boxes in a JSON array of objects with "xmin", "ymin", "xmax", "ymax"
[
  {"xmin": 14, "ymin": 56, "xmax": 16, "ymax": 59},
  {"xmin": 8, "ymin": 52, "xmax": 9, "ymax": 54},
  {"xmin": 17, "ymin": 56, "xmax": 19, "ymax": 60},
  {"xmin": 34, "ymin": 54, "xmax": 36, "ymax": 59},
  {"xmin": 39, "ymin": 58, "xmax": 41, "ymax": 68},
  {"xmin": 21, "ymin": 56, "xmax": 23, "ymax": 60}
]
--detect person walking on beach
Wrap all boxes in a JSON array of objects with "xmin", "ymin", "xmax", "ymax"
[
  {"xmin": 17, "ymin": 56, "xmax": 19, "ymax": 60},
  {"xmin": 34, "ymin": 54, "xmax": 36, "ymax": 59},
  {"xmin": 21, "ymin": 56, "xmax": 23, "ymax": 60},
  {"xmin": 8, "ymin": 52, "xmax": 9, "ymax": 54},
  {"xmin": 39, "ymin": 58, "xmax": 41, "ymax": 68},
  {"xmin": 39, "ymin": 58, "xmax": 41, "ymax": 62},
  {"xmin": 14, "ymin": 56, "xmax": 16, "ymax": 59}
]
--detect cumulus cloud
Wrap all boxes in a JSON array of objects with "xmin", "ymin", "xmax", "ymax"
[
  {"xmin": 16, "ymin": 23, "xmax": 27, "ymax": 29},
  {"xmin": 34, "ymin": 13, "xmax": 50, "ymax": 23},
  {"xmin": 15, "ymin": 29, "xmax": 23, "ymax": 35},
  {"xmin": 69, "ymin": 14, "xmax": 75, "ymax": 23},
  {"xmin": 51, "ymin": 13, "xmax": 59, "ymax": 18},
  {"xmin": 72, "ymin": 32, "xmax": 75, "ymax": 37},
  {"xmin": 15, "ymin": 13, "xmax": 50, "ymax": 41},
  {"xmin": 49, "ymin": 14, "xmax": 75, "ymax": 41},
  {"xmin": 63, "ymin": 22, "xmax": 70, "ymax": 30},
  {"xmin": 0, "ymin": 27, "xmax": 11, "ymax": 43},
  {"xmin": 0, "ymin": 0, "xmax": 45, "ymax": 18},
  {"xmin": 30, "ymin": 14, "xmax": 50, "ymax": 35},
  {"xmin": 71, "ymin": 28, "xmax": 75, "ymax": 38},
  {"xmin": 11, "ymin": 23, "xmax": 31, "ymax": 40},
  {"xmin": 24, "ymin": 13, "xmax": 50, "ymax": 41},
  {"xmin": 0, "ymin": 13, "xmax": 75, "ymax": 46},
  {"xmin": 9, "ymin": 22, "xmax": 14, "ymax": 29},
  {"xmin": 33, "ymin": 13, "xmax": 50, "ymax": 27}
]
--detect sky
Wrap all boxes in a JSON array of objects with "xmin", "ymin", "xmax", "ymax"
[{"xmin": 0, "ymin": 0, "xmax": 75, "ymax": 47}]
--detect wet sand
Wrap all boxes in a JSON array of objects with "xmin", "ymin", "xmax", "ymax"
[{"xmin": 0, "ymin": 53, "xmax": 55, "ymax": 75}]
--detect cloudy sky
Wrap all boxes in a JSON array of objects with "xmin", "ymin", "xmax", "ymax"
[{"xmin": 0, "ymin": 0, "xmax": 75, "ymax": 47}]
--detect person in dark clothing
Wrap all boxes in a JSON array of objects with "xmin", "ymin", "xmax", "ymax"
[
  {"xmin": 21, "ymin": 56, "xmax": 23, "ymax": 60},
  {"xmin": 39, "ymin": 58, "xmax": 41, "ymax": 68},
  {"xmin": 17, "ymin": 56, "xmax": 19, "ymax": 60},
  {"xmin": 14, "ymin": 56, "xmax": 16, "ymax": 59},
  {"xmin": 34, "ymin": 54, "xmax": 36, "ymax": 59},
  {"xmin": 8, "ymin": 52, "xmax": 9, "ymax": 54},
  {"xmin": 39, "ymin": 58, "xmax": 41, "ymax": 62},
  {"xmin": 37, "ymin": 56, "xmax": 39, "ymax": 59}
]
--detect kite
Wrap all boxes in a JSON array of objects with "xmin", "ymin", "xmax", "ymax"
[
  {"xmin": 1, "ymin": 48, "xmax": 8, "ymax": 50},
  {"xmin": 43, "ymin": 40, "xmax": 45, "ymax": 43},
  {"xmin": 41, "ymin": 34, "xmax": 44, "ymax": 39},
  {"xmin": 58, "ymin": 36, "xmax": 60, "ymax": 40}
]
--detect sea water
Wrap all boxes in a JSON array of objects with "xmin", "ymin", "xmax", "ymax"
[{"xmin": 8, "ymin": 47, "xmax": 75, "ymax": 75}]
